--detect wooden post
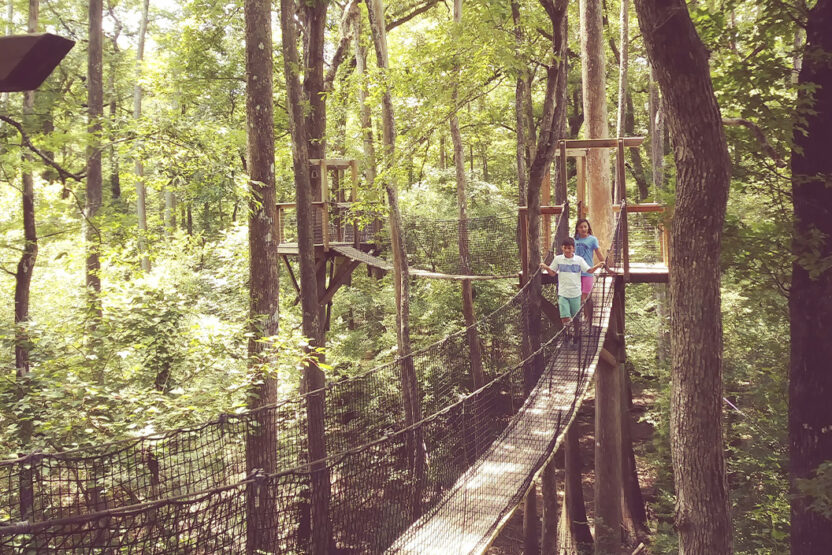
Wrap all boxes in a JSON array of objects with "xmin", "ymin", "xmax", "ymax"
[
  {"xmin": 349, "ymin": 159, "xmax": 359, "ymax": 247},
  {"xmin": 320, "ymin": 159, "xmax": 329, "ymax": 250},
  {"xmin": 622, "ymin": 202, "xmax": 630, "ymax": 282},
  {"xmin": 595, "ymin": 282, "xmax": 623, "ymax": 554},
  {"xmin": 519, "ymin": 208, "xmax": 529, "ymax": 285},
  {"xmin": 276, "ymin": 205, "xmax": 283, "ymax": 244},
  {"xmin": 542, "ymin": 170, "xmax": 552, "ymax": 252},
  {"xmin": 617, "ymin": 139, "xmax": 626, "ymax": 204},
  {"xmin": 577, "ymin": 155, "xmax": 587, "ymax": 218}
]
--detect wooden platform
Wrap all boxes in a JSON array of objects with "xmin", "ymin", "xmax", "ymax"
[
  {"xmin": 621, "ymin": 262, "xmax": 669, "ymax": 283},
  {"xmin": 387, "ymin": 277, "xmax": 617, "ymax": 554}
]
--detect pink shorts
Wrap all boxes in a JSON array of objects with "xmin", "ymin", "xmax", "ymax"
[{"xmin": 581, "ymin": 275, "xmax": 594, "ymax": 295}]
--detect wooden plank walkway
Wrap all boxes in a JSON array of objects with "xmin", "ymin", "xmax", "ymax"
[
  {"xmin": 387, "ymin": 276, "xmax": 617, "ymax": 554},
  {"xmin": 329, "ymin": 245, "xmax": 517, "ymax": 281}
]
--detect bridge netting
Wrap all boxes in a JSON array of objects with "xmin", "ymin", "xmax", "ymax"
[{"xmin": 1, "ymin": 210, "xmax": 625, "ymax": 553}]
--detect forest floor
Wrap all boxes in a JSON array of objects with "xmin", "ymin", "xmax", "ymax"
[{"xmin": 486, "ymin": 384, "xmax": 658, "ymax": 554}]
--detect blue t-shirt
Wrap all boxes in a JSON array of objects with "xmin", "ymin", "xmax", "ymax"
[{"xmin": 575, "ymin": 235, "xmax": 599, "ymax": 276}]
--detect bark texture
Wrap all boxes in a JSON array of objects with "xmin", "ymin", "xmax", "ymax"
[
  {"xmin": 134, "ymin": 0, "xmax": 150, "ymax": 271},
  {"xmin": 86, "ymin": 0, "xmax": 103, "ymax": 317},
  {"xmin": 449, "ymin": 0, "xmax": 483, "ymax": 390},
  {"xmin": 244, "ymin": 0, "xmax": 282, "ymax": 551},
  {"xmin": 579, "ymin": 0, "xmax": 613, "ymax": 249},
  {"xmin": 635, "ymin": 0, "xmax": 733, "ymax": 552},
  {"xmin": 789, "ymin": 0, "xmax": 832, "ymax": 551}
]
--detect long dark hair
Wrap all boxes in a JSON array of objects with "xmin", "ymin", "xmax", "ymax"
[{"xmin": 574, "ymin": 218, "xmax": 593, "ymax": 238}]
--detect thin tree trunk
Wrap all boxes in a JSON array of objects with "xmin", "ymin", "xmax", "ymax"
[
  {"xmin": 134, "ymin": 0, "xmax": 150, "ymax": 271},
  {"xmin": 280, "ymin": 2, "xmax": 331, "ymax": 552},
  {"xmin": 635, "ymin": 0, "xmax": 734, "ymax": 552},
  {"xmin": 15, "ymin": 0, "xmax": 39, "ymax": 455},
  {"xmin": 366, "ymin": 0, "xmax": 426, "ymax": 518},
  {"xmin": 86, "ymin": 0, "xmax": 103, "ymax": 321},
  {"xmin": 449, "ymin": 0, "xmax": 483, "ymax": 390},
  {"xmin": 108, "ymin": 23, "xmax": 121, "ymax": 201},
  {"xmin": 244, "ymin": 0, "xmax": 281, "ymax": 550},
  {"xmin": 164, "ymin": 189, "xmax": 176, "ymax": 233},
  {"xmin": 614, "ymin": 0, "xmax": 628, "ymax": 197},
  {"xmin": 354, "ymin": 14, "xmax": 376, "ymax": 188},
  {"xmin": 789, "ymin": 0, "xmax": 832, "ymax": 551}
]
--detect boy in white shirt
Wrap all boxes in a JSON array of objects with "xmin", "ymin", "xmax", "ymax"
[{"xmin": 540, "ymin": 237, "xmax": 604, "ymax": 343}]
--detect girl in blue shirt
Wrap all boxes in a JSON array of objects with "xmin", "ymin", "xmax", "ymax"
[{"xmin": 574, "ymin": 218, "xmax": 605, "ymax": 301}]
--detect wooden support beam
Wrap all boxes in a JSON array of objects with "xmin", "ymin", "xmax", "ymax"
[
  {"xmin": 320, "ymin": 159, "xmax": 330, "ymax": 251},
  {"xmin": 577, "ymin": 157, "xmax": 587, "ymax": 219},
  {"xmin": 600, "ymin": 347, "xmax": 618, "ymax": 368},
  {"xmin": 613, "ymin": 202, "xmax": 665, "ymax": 213},
  {"xmin": 542, "ymin": 171, "xmax": 552, "ymax": 252},
  {"xmin": 595, "ymin": 329, "xmax": 623, "ymax": 554},
  {"xmin": 562, "ymin": 137, "xmax": 644, "ymax": 149},
  {"xmin": 319, "ymin": 257, "xmax": 361, "ymax": 306},
  {"xmin": 519, "ymin": 210, "xmax": 529, "ymax": 285}
]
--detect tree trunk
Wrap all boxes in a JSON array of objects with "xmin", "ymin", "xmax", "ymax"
[
  {"xmin": 354, "ymin": 14, "xmax": 377, "ymax": 189},
  {"xmin": 366, "ymin": 0, "xmax": 426, "ymax": 518},
  {"xmin": 107, "ymin": 26, "xmax": 121, "ymax": 201},
  {"xmin": 281, "ymin": 2, "xmax": 331, "ymax": 552},
  {"xmin": 615, "ymin": 1, "xmax": 628, "ymax": 139},
  {"xmin": 541, "ymin": 457, "xmax": 559, "ymax": 554},
  {"xmin": 449, "ymin": 0, "xmax": 483, "ymax": 390},
  {"xmin": 245, "ymin": 0, "xmax": 282, "ymax": 551},
  {"xmin": 789, "ymin": 0, "xmax": 832, "ymax": 551},
  {"xmin": 580, "ymin": 0, "xmax": 613, "ymax": 249},
  {"xmin": 511, "ymin": 1, "xmax": 528, "ymax": 255},
  {"xmin": 164, "ymin": 189, "xmax": 176, "ymax": 233},
  {"xmin": 15, "ymin": 0, "xmax": 39, "ymax": 457},
  {"xmin": 86, "ymin": 0, "xmax": 104, "ymax": 319},
  {"xmin": 134, "ymin": 0, "xmax": 150, "ymax": 272},
  {"xmin": 560, "ymin": 425, "xmax": 594, "ymax": 553},
  {"xmin": 635, "ymin": 0, "xmax": 734, "ymax": 552},
  {"xmin": 302, "ymin": 0, "xmax": 329, "ymax": 341}
]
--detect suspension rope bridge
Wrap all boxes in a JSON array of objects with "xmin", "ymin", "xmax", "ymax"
[{"xmin": 0, "ymin": 208, "xmax": 637, "ymax": 553}]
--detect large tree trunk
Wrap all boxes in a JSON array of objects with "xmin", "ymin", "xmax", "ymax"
[
  {"xmin": 579, "ymin": 0, "xmax": 613, "ymax": 249},
  {"xmin": 366, "ymin": 0, "xmax": 426, "ymax": 517},
  {"xmin": 635, "ymin": 0, "xmax": 733, "ymax": 552},
  {"xmin": 280, "ymin": 2, "xmax": 331, "ymax": 552},
  {"xmin": 134, "ymin": 0, "xmax": 150, "ymax": 271},
  {"xmin": 86, "ymin": 0, "xmax": 103, "ymax": 320},
  {"xmin": 302, "ymin": 0, "xmax": 329, "ymax": 341},
  {"xmin": 244, "ymin": 0, "xmax": 282, "ymax": 551},
  {"xmin": 789, "ymin": 0, "xmax": 832, "ymax": 550}
]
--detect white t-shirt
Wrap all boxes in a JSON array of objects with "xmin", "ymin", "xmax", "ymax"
[{"xmin": 550, "ymin": 254, "xmax": 590, "ymax": 298}]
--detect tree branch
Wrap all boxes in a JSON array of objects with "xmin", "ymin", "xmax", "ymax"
[
  {"xmin": 324, "ymin": 0, "xmax": 360, "ymax": 92},
  {"xmin": 722, "ymin": 117, "xmax": 787, "ymax": 168},
  {"xmin": 387, "ymin": 0, "xmax": 443, "ymax": 32},
  {"xmin": 0, "ymin": 115, "xmax": 86, "ymax": 182}
]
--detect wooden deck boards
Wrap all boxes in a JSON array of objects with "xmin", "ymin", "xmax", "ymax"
[{"xmin": 387, "ymin": 277, "xmax": 617, "ymax": 554}]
